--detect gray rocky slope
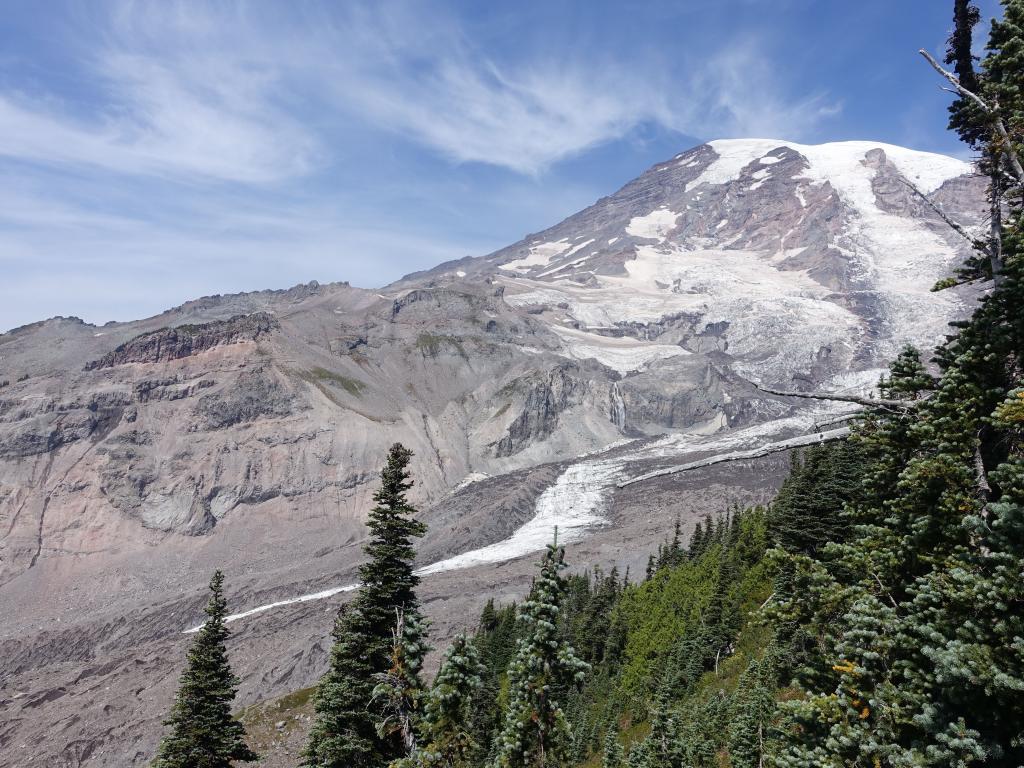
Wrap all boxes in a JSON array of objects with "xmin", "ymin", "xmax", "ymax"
[{"xmin": 0, "ymin": 139, "xmax": 985, "ymax": 766}]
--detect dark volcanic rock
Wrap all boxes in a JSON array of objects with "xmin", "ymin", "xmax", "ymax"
[
  {"xmin": 85, "ymin": 313, "xmax": 278, "ymax": 370},
  {"xmin": 191, "ymin": 369, "xmax": 296, "ymax": 431}
]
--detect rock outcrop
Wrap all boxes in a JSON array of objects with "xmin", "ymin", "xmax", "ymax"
[{"xmin": 85, "ymin": 313, "xmax": 278, "ymax": 370}]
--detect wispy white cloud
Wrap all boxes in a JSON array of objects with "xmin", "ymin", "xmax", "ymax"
[
  {"xmin": 305, "ymin": 5, "xmax": 840, "ymax": 174},
  {"xmin": 0, "ymin": 0, "xmax": 843, "ymax": 329},
  {"xmin": 0, "ymin": 1, "xmax": 838, "ymax": 179}
]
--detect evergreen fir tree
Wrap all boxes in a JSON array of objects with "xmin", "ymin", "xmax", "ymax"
[
  {"xmin": 358, "ymin": 443, "xmax": 429, "ymax": 655},
  {"xmin": 492, "ymin": 533, "xmax": 590, "ymax": 768},
  {"xmin": 946, "ymin": 0, "xmax": 986, "ymax": 148},
  {"xmin": 304, "ymin": 443, "xmax": 428, "ymax": 768},
  {"xmin": 400, "ymin": 632, "xmax": 485, "ymax": 768},
  {"xmin": 302, "ymin": 604, "xmax": 381, "ymax": 768},
  {"xmin": 726, "ymin": 655, "xmax": 777, "ymax": 768},
  {"xmin": 688, "ymin": 520, "xmax": 707, "ymax": 559},
  {"xmin": 674, "ymin": 694, "xmax": 725, "ymax": 768},
  {"xmin": 601, "ymin": 727, "xmax": 626, "ymax": 768},
  {"xmin": 374, "ymin": 610, "xmax": 429, "ymax": 759},
  {"xmin": 645, "ymin": 692, "xmax": 683, "ymax": 768},
  {"xmin": 625, "ymin": 741, "xmax": 653, "ymax": 768},
  {"xmin": 153, "ymin": 571, "xmax": 257, "ymax": 768}
]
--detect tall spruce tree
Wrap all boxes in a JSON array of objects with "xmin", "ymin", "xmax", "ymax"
[
  {"xmin": 304, "ymin": 443, "xmax": 428, "ymax": 768},
  {"xmin": 726, "ymin": 655, "xmax": 778, "ymax": 768},
  {"xmin": 153, "ymin": 571, "xmax": 257, "ymax": 768},
  {"xmin": 492, "ymin": 534, "xmax": 590, "ymax": 768}
]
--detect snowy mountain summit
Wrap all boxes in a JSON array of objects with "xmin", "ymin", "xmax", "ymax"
[{"xmin": 414, "ymin": 140, "xmax": 976, "ymax": 386}]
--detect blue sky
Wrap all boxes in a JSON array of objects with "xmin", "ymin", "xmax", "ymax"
[{"xmin": 0, "ymin": 0, "xmax": 1003, "ymax": 331}]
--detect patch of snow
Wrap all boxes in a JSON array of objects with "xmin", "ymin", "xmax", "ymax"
[
  {"xmin": 93, "ymin": 332, "xmax": 106, "ymax": 337},
  {"xmin": 625, "ymin": 209, "xmax": 679, "ymax": 241},
  {"xmin": 454, "ymin": 472, "xmax": 490, "ymax": 490},
  {"xmin": 537, "ymin": 255, "xmax": 589, "ymax": 278},
  {"xmin": 456, "ymin": 270, "xmax": 467, "ymax": 277},
  {"xmin": 187, "ymin": 583, "xmax": 359, "ymax": 631},
  {"xmin": 551, "ymin": 325, "xmax": 688, "ymax": 374},
  {"xmin": 608, "ymin": 237, "xmax": 619, "ymax": 245},
  {"xmin": 418, "ymin": 455, "xmax": 623, "ymax": 575},
  {"xmin": 500, "ymin": 239, "xmax": 571, "ymax": 272},
  {"xmin": 565, "ymin": 238, "xmax": 595, "ymax": 257}
]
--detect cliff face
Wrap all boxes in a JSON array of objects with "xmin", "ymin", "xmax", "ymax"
[
  {"xmin": 84, "ymin": 313, "xmax": 279, "ymax": 370},
  {"xmin": 0, "ymin": 139, "xmax": 987, "ymax": 766}
]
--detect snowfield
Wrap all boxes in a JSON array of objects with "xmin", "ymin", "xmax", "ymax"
[{"xmin": 626, "ymin": 209, "xmax": 679, "ymax": 241}]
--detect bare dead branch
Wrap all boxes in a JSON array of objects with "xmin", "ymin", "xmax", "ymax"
[
  {"xmin": 974, "ymin": 437, "xmax": 992, "ymax": 502},
  {"xmin": 754, "ymin": 384, "xmax": 918, "ymax": 412},
  {"xmin": 919, "ymin": 49, "xmax": 1024, "ymax": 184},
  {"xmin": 871, "ymin": 572, "xmax": 899, "ymax": 609},
  {"xmin": 617, "ymin": 427, "xmax": 851, "ymax": 488},
  {"xmin": 896, "ymin": 177, "xmax": 989, "ymax": 253},
  {"xmin": 989, "ymin": 169, "xmax": 1005, "ymax": 286},
  {"xmin": 814, "ymin": 412, "xmax": 862, "ymax": 430}
]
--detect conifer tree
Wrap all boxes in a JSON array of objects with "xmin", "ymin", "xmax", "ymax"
[
  {"xmin": 645, "ymin": 693, "xmax": 683, "ymax": 768},
  {"xmin": 946, "ymin": 0, "xmax": 985, "ymax": 148},
  {"xmin": 674, "ymin": 694, "xmax": 724, "ymax": 768},
  {"xmin": 625, "ymin": 741, "xmax": 652, "ymax": 768},
  {"xmin": 687, "ymin": 519, "xmax": 707, "ymax": 559},
  {"xmin": 398, "ymin": 632, "xmax": 484, "ymax": 768},
  {"xmin": 492, "ymin": 533, "xmax": 590, "ymax": 768},
  {"xmin": 601, "ymin": 727, "xmax": 625, "ymax": 768},
  {"xmin": 359, "ymin": 443, "xmax": 429, "ymax": 654},
  {"xmin": 304, "ymin": 443, "xmax": 428, "ymax": 768},
  {"xmin": 726, "ymin": 655, "xmax": 777, "ymax": 768},
  {"xmin": 374, "ymin": 610, "xmax": 429, "ymax": 759},
  {"xmin": 153, "ymin": 571, "xmax": 257, "ymax": 768}
]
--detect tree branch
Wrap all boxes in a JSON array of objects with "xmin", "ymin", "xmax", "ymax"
[
  {"xmin": 754, "ymin": 384, "xmax": 918, "ymax": 412},
  {"xmin": 919, "ymin": 49, "xmax": 1024, "ymax": 185},
  {"xmin": 896, "ymin": 177, "xmax": 988, "ymax": 254},
  {"xmin": 974, "ymin": 433, "xmax": 992, "ymax": 502}
]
